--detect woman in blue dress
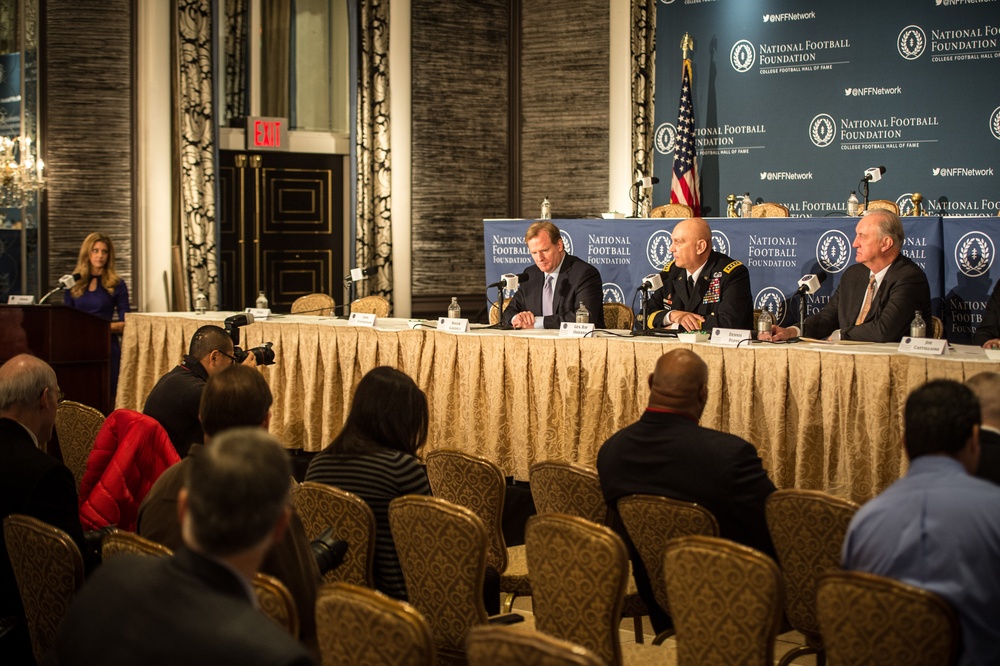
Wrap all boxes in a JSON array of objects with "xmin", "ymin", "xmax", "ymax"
[{"xmin": 64, "ymin": 232, "xmax": 130, "ymax": 404}]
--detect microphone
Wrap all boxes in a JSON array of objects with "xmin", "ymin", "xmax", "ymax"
[
  {"xmin": 488, "ymin": 272, "xmax": 530, "ymax": 291},
  {"xmin": 863, "ymin": 166, "xmax": 885, "ymax": 183},
  {"xmin": 638, "ymin": 273, "xmax": 663, "ymax": 292},
  {"xmin": 59, "ymin": 273, "xmax": 81, "ymax": 289},
  {"xmin": 795, "ymin": 272, "xmax": 827, "ymax": 296},
  {"xmin": 634, "ymin": 176, "xmax": 660, "ymax": 188},
  {"xmin": 345, "ymin": 266, "xmax": 379, "ymax": 283}
]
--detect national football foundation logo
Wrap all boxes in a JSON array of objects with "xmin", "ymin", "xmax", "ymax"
[
  {"xmin": 560, "ymin": 230, "xmax": 574, "ymax": 257},
  {"xmin": 730, "ymin": 40, "xmax": 755, "ymax": 72},
  {"xmin": 712, "ymin": 231, "xmax": 730, "ymax": 256},
  {"xmin": 809, "ymin": 114, "xmax": 837, "ymax": 148},
  {"xmin": 816, "ymin": 230, "xmax": 852, "ymax": 273},
  {"xmin": 603, "ymin": 283, "xmax": 626, "ymax": 304},
  {"xmin": 991, "ymin": 106, "xmax": 1000, "ymax": 142},
  {"xmin": 897, "ymin": 25, "xmax": 927, "ymax": 60},
  {"xmin": 647, "ymin": 230, "xmax": 673, "ymax": 270},
  {"xmin": 655, "ymin": 123, "xmax": 677, "ymax": 155},
  {"xmin": 754, "ymin": 287, "xmax": 787, "ymax": 325},
  {"xmin": 955, "ymin": 231, "xmax": 994, "ymax": 278}
]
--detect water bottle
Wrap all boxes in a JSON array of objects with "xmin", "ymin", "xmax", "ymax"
[
  {"xmin": 541, "ymin": 197, "xmax": 551, "ymax": 220},
  {"xmin": 448, "ymin": 297, "xmax": 461, "ymax": 319},
  {"xmin": 756, "ymin": 308, "xmax": 774, "ymax": 338},
  {"xmin": 256, "ymin": 291, "xmax": 268, "ymax": 309},
  {"xmin": 575, "ymin": 301, "xmax": 590, "ymax": 324},
  {"xmin": 742, "ymin": 193, "xmax": 753, "ymax": 218},
  {"xmin": 847, "ymin": 191, "xmax": 859, "ymax": 216},
  {"xmin": 194, "ymin": 292, "xmax": 207, "ymax": 315},
  {"xmin": 910, "ymin": 310, "xmax": 926, "ymax": 338}
]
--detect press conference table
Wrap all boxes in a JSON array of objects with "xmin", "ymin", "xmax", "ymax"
[{"xmin": 117, "ymin": 312, "xmax": 1000, "ymax": 504}]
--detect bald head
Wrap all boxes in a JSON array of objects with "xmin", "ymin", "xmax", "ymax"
[
  {"xmin": 670, "ymin": 217, "xmax": 712, "ymax": 271},
  {"xmin": 967, "ymin": 371, "xmax": 1000, "ymax": 428},
  {"xmin": 648, "ymin": 349, "xmax": 710, "ymax": 419},
  {"xmin": 0, "ymin": 353, "xmax": 60, "ymax": 444}
]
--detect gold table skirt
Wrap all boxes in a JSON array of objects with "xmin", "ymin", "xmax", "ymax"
[{"xmin": 118, "ymin": 313, "xmax": 1000, "ymax": 503}]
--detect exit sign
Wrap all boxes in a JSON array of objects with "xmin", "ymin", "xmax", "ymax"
[{"xmin": 246, "ymin": 116, "xmax": 289, "ymax": 152}]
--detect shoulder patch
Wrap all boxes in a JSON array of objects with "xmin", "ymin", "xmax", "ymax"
[
  {"xmin": 664, "ymin": 260, "xmax": 675, "ymax": 271},
  {"xmin": 722, "ymin": 260, "xmax": 743, "ymax": 274}
]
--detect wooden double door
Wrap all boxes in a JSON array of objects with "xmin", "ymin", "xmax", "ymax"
[{"xmin": 218, "ymin": 150, "xmax": 345, "ymax": 313}]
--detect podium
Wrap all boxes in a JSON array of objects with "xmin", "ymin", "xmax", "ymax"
[{"xmin": 0, "ymin": 304, "xmax": 111, "ymax": 415}]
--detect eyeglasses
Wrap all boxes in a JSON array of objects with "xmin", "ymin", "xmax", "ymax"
[
  {"xmin": 219, "ymin": 350, "xmax": 239, "ymax": 365},
  {"xmin": 40, "ymin": 386, "xmax": 65, "ymax": 403}
]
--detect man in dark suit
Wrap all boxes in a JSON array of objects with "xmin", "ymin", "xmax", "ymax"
[
  {"xmin": 967, "ymin": 371, "xmax": 1000, "ymax": 486},
  {"xmin": 0, "ymin": 354, "xmax": 91, "ymax": 665},
  {"xmin": 597, "ymin": 349, "xmax": 777, "ymax": 632},
  {"xmin": 764, "ymin": 209, "xmax": 931, "ymax": 342},
  {"xmin": 645, "ymin": 217, "xmax": 753, "ymax": 331},
  {"xmin": 973, "ymin": 282, "xmax": 1000, "ymax": 349},
  {"xmin": 501, "ymin": 220, "xmax": 605, "ymax": 329},
  {"xmin": 49, "ymin": 428, "xmax": 314, "ymax": 666}
]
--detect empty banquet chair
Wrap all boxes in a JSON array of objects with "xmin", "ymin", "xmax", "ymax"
[
  {"xmin": 466, "ymin": 625, "xmax": 603, "ymax": 666},
  {"xmin": 252, "ymin": 572, "xmax": 300, "ymax": 637},
  {"xmin": 602, "ymin": 303, "xmax": 635, "ymax": 330},
  {"xmin": 750, "ymin": 202, "xmax": 790, "ymax": 217},
  {"xmin": 3, "ymin": 515, "xmax": 85, "ymax": 664},
  {"xmin": 315, "ymin": 582, "xmax": 434, "ymax": 666},
  {"xmin": 615, "ymin": 494, "xmax": 718, "ymax": 644},
  {"xmin": 816, "ymin": 570, "xmax": 959, "ymax": 666},
  {"xmin": 350, "ymin": 295, "xmax": 390, "ymax": 318},
  {"xmin": 291, "ymin": 481, "xmax": 376, "ymax": 586},
  {"xmin": 860, "ymin": 199, "xmax": 900, "ymax": 216},
  {"xmin": 424, "ymin": 449, "xmax": 531, "ymax": 613},
  {"xmin": 931, "ymin": 315, "xmax": 945, "ymax": 339},
  {"xmin": 664, "ymin": 535, "xmax": 782, "ymax": 666},
  {"xmin": 489, "ymin": 297, "xmax": 514, "ymax": 325},
  {"xmin": 101, "ymin": 528, "xmax": 173, "ymax": 560},
  {"xmin": 54, "ymin": 400, "xmax": 105, "ymax": 490},
  {"xmin": 291, "ymin": 292, "xmax": 336, "ymax": 316},
  {"xmin": 650, "ymin": 203, "xmax": 693, "ymax": 219},
  {"xmin": 765, "ymin": 488, "xmax": 859, "ymax": 666}
]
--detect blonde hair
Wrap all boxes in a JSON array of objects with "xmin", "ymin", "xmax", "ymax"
[{"xmin": 70, "ymin": 232, "xmax": 122, "ymax": 298}]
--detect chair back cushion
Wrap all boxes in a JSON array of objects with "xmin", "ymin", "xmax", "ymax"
[
  {"xmin": 525, "ymin": 514, "xmax": 627, "ymax": 666},
  {"xmin": 664, "ymin": 535, "xmax": 781, "ymax": 666},
  {"xmin": 291, "ymin": 292, "xmax": 336, "ymax": 316},
  {"xmin": 292, "ymin": 482, "xmax": 376, "ymax": 586},
  {"xmin": 252, "ymin": 572, "xmax": 300, "ymax": 637},
  {"xmin": 601, "ymin": 303, "xmax": 635, "ymax": 330},
  {"xmin": 3, "ymin": 515, "xmax": 85, "ymax": 663},
  {"xmin": 54, "ymin": 400, "xmax": 104, "ymax": 490},
  {"xmin": 650, "ymin": 203, "xmax": 693, "ymax": 219},
  {"xmin": 350, "ymin": 295, "xmax": 390, "ymax": 317},
  {"xmin": 751, "ymin": 202, "xmax": 790, "ymax": 218},
  {"xmin": 316, "ymin": 582, "xmax": 434, "ymax": 666},
  {"xmin": 466, "ymin": 625, "xmax": 602, "ymax": 666},
  {"xmin": 529, "ymin": 461, "xmax": 607, "ymax": 525},
  {"xmin": 101, "ymin": 529, "xmax": 173, "ymax": 561}
]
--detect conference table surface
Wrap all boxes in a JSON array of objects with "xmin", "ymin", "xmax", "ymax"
[{"xmin": 118, "ymin": 312, "xmax": 1000, "ymax": 504}]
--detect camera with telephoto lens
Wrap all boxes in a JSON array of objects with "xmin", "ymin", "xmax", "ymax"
[
  {"xmin": 310, "ymin": 527, "xmax": 349, "ymax": 576},
  {"xmin": 223, "ymin": 313, "xmax": 276, "ymax": 366}
]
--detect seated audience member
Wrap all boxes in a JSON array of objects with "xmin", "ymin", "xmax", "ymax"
[
  {"xmin": 597, "ymin": 349, "xmax": 776, "ymax": 632},
  {"xmin": 143, "ymin": 324, "xmax": 255, "ymax": 457},
  {"xmin": 305, "ymin": 366, "xmax": 431, "ymax": 601},
  {"xmin": 49, "ymin": 429, "xmax": 315, "ymax": 666},
  {"xmin": 501, "ymin": 220, "xmax": 606, "ymax": 329},
  {"xmin": 0, "ymin": 355, "xmax": 93, "ymax": 665},
  {"xmin": 645, "ymin": 217, "xmax": 753, "ymax": 332},
  {"xmin": 965, "ymin": 371, "xmax": 1000, "ymax": 486},
  {"xmin": 973, "ymin": 281, "xmax": 1000, "ymax": 348},
  {"xmin": 764, "ymin": 210, "xmax": 931, "ymax": 342},
  {"xmin": 138, "ymin": 365, "xmax": 320, "ymax": 650},
  {"xmin": 842, "ymin": 380, "xmax": 1000, "ymax": 666}
]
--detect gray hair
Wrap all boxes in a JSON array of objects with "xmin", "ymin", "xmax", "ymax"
[
  {"xmin": 0, "ymin": 354, "xmax": 57, "ymax": 411},
  {"xmin": 868, "ymin": 209, "xmax": 905, "ymax": 248}
]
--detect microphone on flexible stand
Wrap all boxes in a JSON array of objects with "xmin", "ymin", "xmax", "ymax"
[
  {"xmin": 796, "ymin": 271, "xmax": 827, "ymax": 333},
  {"xmin": 39, "ymin": 273, "xmax": 81, "ymax": 304},
  {"xmin": 632, "ymin": 273, "xmax": 663, "ymax": 335},
  {"xmin": 343, "ymin": 266, "xmax": 380, "ymax": 316},
  {"xmin": 629, "ymin": 176, "xmax": 660, "ymax": 218},
  {"xmin": 489, "ymin": 272, "xmax": 530, "ymax": 329},
  {"xmin": 859, "ymin": 166, "xmax": 886, "ymax": 211}
]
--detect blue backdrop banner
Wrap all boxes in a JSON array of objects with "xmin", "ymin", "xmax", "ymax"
[{"xmin": 942, "ymin": 216, "xmax": 1000, "ymax": 342}]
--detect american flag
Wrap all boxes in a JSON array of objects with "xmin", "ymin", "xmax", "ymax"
[{"xmin": 670, "ymin": 59, "xmax": 700, "ymax": 216}]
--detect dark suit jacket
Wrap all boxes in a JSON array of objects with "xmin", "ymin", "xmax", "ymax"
[
  {"xmin": 0, "ymin": 418, "xmax": 89, "ymax": 621},
  {"xmin": 646, "ymin": 251, "xmax": 753, "ymax": 331},
  {"xmin": 976, "ymin": 428, "xmax": 1000, "ymax": 487},
  {"xmin": 142, "ymin": 356, "xmax": 210, "ymax": 457},
  {"xmin": 47, "ymin": 548, "xmax": 314, "ymax": 666},
  {"xmin": 803, "ymin": 255, "xmax": 931, "ymax": 342},
  {"xmin": 501, "ymin": 254, "xmax": 605, "ymax": 328},
  {"xmin": 973, "ymin": 282, "xmax": 1000, "ymax": 346},
  {"xmin": 596, "ymin": 410, "xmax": 777, "ymax": 629}
]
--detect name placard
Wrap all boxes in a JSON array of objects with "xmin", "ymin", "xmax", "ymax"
[
  {"xmin": 436, "ymin": 317, "xmax": 470, "ymax": 333},
  {"xmin": 245, "ymin": 307, "xmax": 270, "ymax": 321},
  {"xmin": 711, "ymin": 327, "xmax": 752, "ymax": 347},
  {"xmin": 559, "ymin": 322, "xmax": 596, "ymax": 337},
  {"xmin": 898, "ymin": 337, "xmax": 948, "ymax": 356},
  {"xmin": 349, "ymin": 312, "xmax": 377, "ymax": 327},
  {"xmin": 7, "ymin": 295, "xmax": 35, "ymax": 305}
]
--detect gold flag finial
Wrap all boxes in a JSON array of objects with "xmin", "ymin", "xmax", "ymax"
[{"xmin": 680, "ymin": 33, "xmax": 694, "ymax": 60}]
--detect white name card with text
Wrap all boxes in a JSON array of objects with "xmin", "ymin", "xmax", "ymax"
[
  {"xmin": 559, "ymin": 322, "xmax": 595, "ymax": 337},
  {"xmin": 349, "ymin": 312, "xmax": 377, "ymax": 327},
  {"xmin": 7, "ymin": 295, "xmax": 35, "ymax": 305},
  {"xmin": 711, "ymin": 328, "xmax": 752, "ymax": 347},
  {"xmin": 437, "ymin": 317, "xmax": 470, "ymax": 333},
  {"xmin": 898, "ymin": 337, "xmax": 947, "ymax": 356},
  {"xmin": 245, "ymin": 307, "xmax": 271, "ymax": 320}
]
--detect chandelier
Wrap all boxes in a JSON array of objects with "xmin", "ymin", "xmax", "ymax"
[{"xmin": 0, "ymin": 136, "xmax": 45, "ymax": 209}]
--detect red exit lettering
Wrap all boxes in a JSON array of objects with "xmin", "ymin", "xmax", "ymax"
[{"xmin": 253, "ymin": 120, "xmax": 282, "ymax": 147}]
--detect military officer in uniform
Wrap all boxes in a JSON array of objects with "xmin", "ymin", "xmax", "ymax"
[{"xmin": 645, "ymin": 217, "xmax": 754, "ymax": 332}]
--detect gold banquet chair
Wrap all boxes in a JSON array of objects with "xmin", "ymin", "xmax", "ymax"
[
  {"xmin": 861, "ymin": 199, "xmax": 900, "ymax": 216},
  {"xmin": 489, "ymin": 297, "xmax": 514, "ymax": 325},
  {"xmin": 664, "ymin": 535, "xmax": 783, "ymax": 666},
  {"xmin": 350, "ymin": 295, "xmax": 390, "ymax": 318},
  {"xmin": 650, "ymin": 203, "xmax": 693, "ymax": 219},
  {"xmin": 616, "ymin": 494, "xmax": 719, "ymax": 645},
  {"xmin": 931, "ymin": 315, "xmax": 945, "ymax": 339},
  {"xmin": 3, "ymin": 515, "xmax": 85, "ymax": 664},
  {"xmin": 816, "ymin": 570, "xmax": 960, "ymax": 666},
  {"xmin": 751, "ymin": 202, "xmax": 790, "ymax": 217},
  {"xmin": 424, "ymin": 450, "xmax": 531, "ymax": 614},
  {"xmin": 292, "ymin": 482, "xmax": 376, "ymax": 586},
  {"xmin": 101, "ymin": 528, "xmax": 173, "ymax": 560},
  {"xmin": 602, "ymin": 303, "xmax": 635, "ymax": 330},
  {"xmin": 291, "ymin": 292, "xmax": 336, "ymax": 316},
  {"xmin": 316, "ymin": 582, "xmax": 435, "ymax": 666},
  {"xmin": 765, "ymin": 489, "xmax": 859, "ymax": 666},
  {"xmin": 466, "ymin": 625, "xmax": 603, "ymax": 666},
  {"xmin": 54, "ymin": 400, "xmax": 104, "ymax": 490},
  {"xmin": 529, "ymin": 461, "xmax": 649, "ymax": 642}
]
